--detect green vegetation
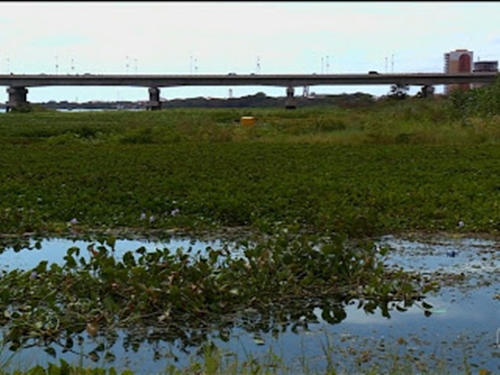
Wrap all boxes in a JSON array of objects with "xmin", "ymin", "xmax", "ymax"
[
  {"xmin": 2, "ymin": 93, "xmax": 500, "ymax": 237},
  {"xmin": 0, "ymin": 79, "xmax": 500, "ymax": 374},
  {"xmin": 0, "ymin": 230, "xmax": 435, "ymax": 354},
  {"xmin": 6, "ymin": 103, "xmax": 55, "ymax": 113}
]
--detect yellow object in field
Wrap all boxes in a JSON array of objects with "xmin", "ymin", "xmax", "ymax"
[{"xmin": 240, "ymin": 116, "xmax": 255, "ymax": 126}]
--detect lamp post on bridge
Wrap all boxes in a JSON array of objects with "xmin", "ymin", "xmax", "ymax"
[
  {"xmin": 385, "ymin": 54, "xmax": 395, "ymax": 73},
  {"xmin": 188, "ymin": 55, "xmax": 199, "ymax": 74},
  {"xmin": 320, "ymin": 55, "xmax": 331, "ymax": 74}
]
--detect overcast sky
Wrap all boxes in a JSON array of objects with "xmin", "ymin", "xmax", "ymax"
[{"xmin": 0, "ymin": 1, "xmax": 499, "ymax": 102}]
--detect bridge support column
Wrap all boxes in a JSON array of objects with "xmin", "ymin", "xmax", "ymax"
[
  {"xmin": 285, "ymin": 86, "xmax": 296, "ymax": 109},
  {"xmin": 147, "ymin": 87, "xmax": 161, "ymax": 111},
  {"xmin": 420, "ymin": 85, "xmax": 435, "ymax": 98},
  {"xmin": 6, "ymin": 87, "xmax": 28, "ymax": 112}
]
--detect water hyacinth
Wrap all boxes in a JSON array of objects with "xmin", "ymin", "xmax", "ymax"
[
  {"xmin": 0, "ymin": 229, "xmax": 438, "ymax": 367},
  {"xmin": 140, "ymin": 212, "xmax": 147, "ymax": 221},
  {"xmin": 69, "ymin": 218, "xmax": 78, "ymax": 225}
]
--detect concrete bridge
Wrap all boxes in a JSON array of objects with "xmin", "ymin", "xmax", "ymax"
[{"xmin": 0, "ymin": 72, "xmax": 497, "ymax": 111}]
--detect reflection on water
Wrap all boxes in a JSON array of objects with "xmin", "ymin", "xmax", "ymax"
[
  {"xmin": 0, "ymin": 235, "xmax": 499, "ymax": 374},
  {"xmin": 0, "ymin": 236, "xmax": 228, "ymax": 271},
  {"xmin": 3, "ymin": 234, "xmax": 498, "ymax": 278},
  {"xmin": 379, "ymin": 235, "xmax": 500, "ymax": 275}
]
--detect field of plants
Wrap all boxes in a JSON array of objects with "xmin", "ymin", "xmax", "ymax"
[{"xmin": 0, "ymin": 81, "xmax": 500, "ymax": 374}]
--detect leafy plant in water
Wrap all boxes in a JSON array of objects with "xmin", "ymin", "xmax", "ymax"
[{"xmin": 0, "ymin": 229, "xmax": 437, "ymax": 360}]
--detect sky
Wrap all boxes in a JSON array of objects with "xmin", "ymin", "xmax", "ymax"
[{"xmin": 0, "ymin": 1, "xmax": 499, "ymax": 103}]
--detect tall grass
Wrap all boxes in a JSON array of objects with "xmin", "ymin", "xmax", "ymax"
[{"xmin": 3, "ymin": 95, "xmax": 500, "ymax": 146}]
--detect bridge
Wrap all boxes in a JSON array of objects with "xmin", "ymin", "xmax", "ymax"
[{"xmin": 0, "ymin": 72, "xmax": 497, "ymax": 110}]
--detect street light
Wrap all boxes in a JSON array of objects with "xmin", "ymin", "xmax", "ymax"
[{"xmin": 320, "ymin": 55, "xmax": 331, "ymax": 74}]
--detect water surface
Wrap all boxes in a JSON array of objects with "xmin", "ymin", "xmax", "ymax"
[{"xmin": 0, "ymin": 234, "xmax": 498, "ymax": 374}]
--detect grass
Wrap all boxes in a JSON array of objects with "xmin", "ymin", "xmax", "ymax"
[
  {"xmin": 0, "ymin": 97, "xmax": 491, "ymax": 146},
  {"xmin": 2, "ymin": 96, "xmax": 500, "ymax": 148}
]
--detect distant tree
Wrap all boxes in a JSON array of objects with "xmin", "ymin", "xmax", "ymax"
[
  {"xmin": 8, "ymin": 103, "xmax": 53, "ymax": 113},
  {"xmin": 254, "ymin": 91, "xmax": 268, "ymax": 98},
  {"xmin": 388, "ymin": 83, "xmax": 410, "ymax": 100}
]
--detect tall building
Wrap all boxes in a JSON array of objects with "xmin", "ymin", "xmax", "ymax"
[
  {"xmin": 444, "ymin": 49, "xmax": 473, "ymax": 94},
  {"xmin": 473, "ymin": 60, "xmax": 498, "ymax": 89}
]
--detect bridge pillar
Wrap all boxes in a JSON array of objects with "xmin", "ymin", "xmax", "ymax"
[
  {"xmin": 285, "ymin": 86, "xmax": 296, "ymax": 109},
  {"xmin": 420, "ymin": 85, "xmax": 435, "ymax": 98},
  {"xmin": 147, "ymin": 87, "xmax": 161, "ymax": 111},
  {"xmin": 6, "ymin": 86, "xmax": 28, "ymax": 112}
]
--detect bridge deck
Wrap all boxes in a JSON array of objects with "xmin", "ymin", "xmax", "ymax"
[{"xmin": 0, "ymin": 72, "xmax": 496, "ymax": 88}]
